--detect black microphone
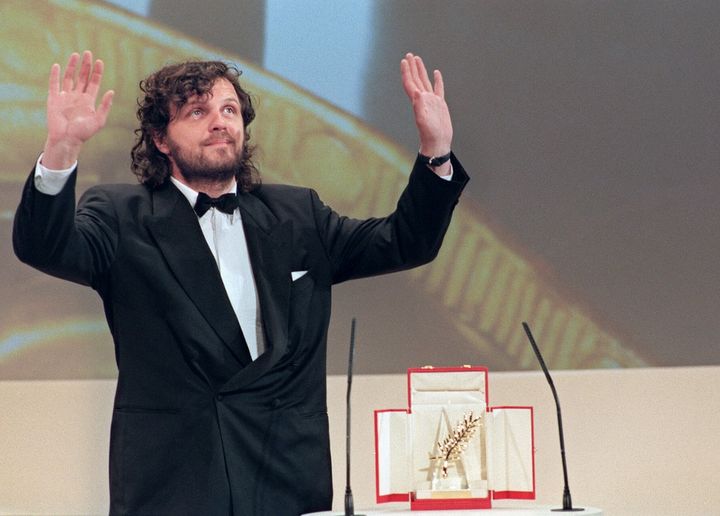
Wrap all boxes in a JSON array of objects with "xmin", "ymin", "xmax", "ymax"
[
  {"xmin": 522, "ymin": 322, "xmax": 584, "ymax": 512},
  {"xmin": 343, "ymin": 318, "xmax": 365, "ymax": 516}
]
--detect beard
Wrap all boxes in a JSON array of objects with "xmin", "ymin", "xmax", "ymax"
[{"xmin": 167, "ymin": 135, "xmax": 243, "ymax": 184}]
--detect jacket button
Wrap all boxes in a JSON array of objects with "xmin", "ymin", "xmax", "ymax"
[{"xmin": 216, "ymin": 394, "xmax": 224, "ymax": 401}]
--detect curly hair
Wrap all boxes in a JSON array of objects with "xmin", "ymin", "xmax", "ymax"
[{"xmin": 130, "ymin": 60, "xmax": 259, "ymax": 191}]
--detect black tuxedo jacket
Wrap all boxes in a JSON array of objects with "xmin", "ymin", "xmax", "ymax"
[{"xmin": 13, "ymin": 155, "xmax": 468, "ymax": 515}]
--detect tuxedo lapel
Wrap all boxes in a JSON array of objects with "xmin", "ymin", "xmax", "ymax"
[
  {"xmin": 220, "ymin": 192, "xmax": 293, "ymax": 392},
  {"xmin": 145, "ymin": 184, "xmax": 252, "ymax": 366}
]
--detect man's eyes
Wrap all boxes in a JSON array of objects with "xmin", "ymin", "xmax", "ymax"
[{"xmin": 186, "ymin": 106, "xmax": 237, "ymax": 117}]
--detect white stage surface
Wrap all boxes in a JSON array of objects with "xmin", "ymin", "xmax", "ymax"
[{"xmin": 305, "ymin": 505, "xmax": 603, "ymax": 515}]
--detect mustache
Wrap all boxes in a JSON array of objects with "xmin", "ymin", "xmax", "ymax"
[{"xmin": 202, "ymin": 133, "xmax": 236, "ymax": 145}]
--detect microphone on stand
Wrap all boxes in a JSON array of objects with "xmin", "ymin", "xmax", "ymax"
[
  {"xmin": 522, "ymin": 322, "xmax": 584, "ymax": 512},
  {"xmin": 343, "ymin": 317, "xmax": 365, "ymax": 516}
]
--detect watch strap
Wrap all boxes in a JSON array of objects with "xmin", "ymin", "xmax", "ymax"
[{"xmin": 418, "ymin": 151, "xmax": 452, "ymax": 167}]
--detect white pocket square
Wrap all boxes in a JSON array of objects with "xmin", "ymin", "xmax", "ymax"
[{"xmin": 291, "ymin": 270, "xmax": 308, "ymax": 281}]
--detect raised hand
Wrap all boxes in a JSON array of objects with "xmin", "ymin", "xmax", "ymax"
[
  {"xmin": 400, "ymin": 53, "xmax": 453, "ymax": 172},
  {"xmin": 42, "ymin": 51, "xmax": 114, "ymax": 170}
]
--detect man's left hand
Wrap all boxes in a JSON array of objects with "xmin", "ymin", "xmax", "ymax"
[{"xmin": 401, "ymin": 53, "xmax": 453, "ymax": 176}]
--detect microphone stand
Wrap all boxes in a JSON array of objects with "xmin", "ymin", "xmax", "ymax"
[
  {"xmin": 343, "ymin": 318, "xmax": 364, "ymax": 516},
  {"xmin": 522, "ymin": 322, "xmax": 584, "ymax": 512}
]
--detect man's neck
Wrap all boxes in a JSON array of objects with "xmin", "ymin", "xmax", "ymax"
[{"xmin": 171, "ymin": 173, "xmax": 236, "ymax": 197}]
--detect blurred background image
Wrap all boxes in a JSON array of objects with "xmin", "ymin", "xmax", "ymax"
[{"xmin": 1, "ymin": 0, "xmax": 718, "ymax": 379}]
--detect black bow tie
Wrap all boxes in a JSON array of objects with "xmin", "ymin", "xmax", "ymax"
[{"xmin": 194, "ymin": 192, "xmax": 239, "ymax": 217}]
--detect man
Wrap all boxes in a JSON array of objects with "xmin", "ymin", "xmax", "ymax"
[{"xmin": 13, "ymin": 50, "xmax": 468, "ymax": 515}]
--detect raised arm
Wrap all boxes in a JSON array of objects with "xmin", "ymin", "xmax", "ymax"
[
  {"xmin": 400, "ymin": 53, "xmax": 454, "ymax": 177},
  {"xmin": 42, "ymin": 50, "xmax": 114, "ymax": 170}
]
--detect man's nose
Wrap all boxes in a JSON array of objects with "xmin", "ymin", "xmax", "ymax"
[{"xmin": 209, "ymin": 110, "xmax": 227, "ymax": 131}]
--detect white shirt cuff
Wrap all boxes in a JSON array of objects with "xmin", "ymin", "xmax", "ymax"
[
  {"xmin": 34, "ymin": 154, "xmax": 76, "ymax": 195},
  {"xmin": 438, "ymin": 164, "xmax": 453, "ymax": 181}
]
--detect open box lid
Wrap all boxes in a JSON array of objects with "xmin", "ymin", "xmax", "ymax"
[
  {"xmin": 407, "ymin": 366, "xmax": 488, "ymax": 410},
  {"xmin": 375, "ymin": 366, "xmax": 535, "ymax": 504}
]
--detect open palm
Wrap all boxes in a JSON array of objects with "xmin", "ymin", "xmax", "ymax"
[
  {"xmin": 400, "ymin": 53, "xmax": 453, "ymax": 157},
  {"xmin": 44, "ymin": 51, "xmax": 113, "ymax": 168}
]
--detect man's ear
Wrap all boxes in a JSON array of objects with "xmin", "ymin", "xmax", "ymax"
[{"xmin": 153, "ymin": 133, "xmax": 170, "ymax": 155}]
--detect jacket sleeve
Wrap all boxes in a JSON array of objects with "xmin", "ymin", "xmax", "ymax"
[
  {"xmin": 313, "ymin": 153, "xmax": 469, "ymax": 284},
  {"xmin": 13, "ymin": 167, "xmax": 119, "ymax": 289}
]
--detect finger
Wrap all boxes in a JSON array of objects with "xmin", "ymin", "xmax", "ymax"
[
  {"xmin": 76, "ymin": 50, "xmax": 93, "ymax": 92},
  {"xmin": 62, "ymin": 53, "xmax": 80, "ymax": 92},
  {"xmin": 96, "ymin": 90, "xmax": 115, "ymax": 127},
  {"xmin": 433, "ymin": 70, "xmax": 445, "ymax": 99},
  {"xmin": 400, "ymin": 57, "xmax": 416, "ymax": 99},
  {"xmin": 408, "ymin": 54, "xmax": 424, "ymax": 91},
  {"xmin": 86, "ymin": 59, "xmax": 105, "ymax": 99},
  {"xmin": 48, "ymin": 63, "xmax": 61, "ymax": 99},
  {"xmin": 414, "ymin": 56, "xmax": 433, "ymax": 92}
]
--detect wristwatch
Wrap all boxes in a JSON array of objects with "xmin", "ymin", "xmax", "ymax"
[{"xmin": 418, "ymin": 151, "xmax": 451, "ymax": 167}]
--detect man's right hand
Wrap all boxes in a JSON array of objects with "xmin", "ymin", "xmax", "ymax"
[{"xmin": 42, "ymin": 50, "xmax": 114, "ymax": 170}]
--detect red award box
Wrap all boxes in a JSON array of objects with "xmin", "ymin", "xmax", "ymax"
[{"xmin": 374, "ymin": 366, "xmax": 535, "ymax": 510}]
